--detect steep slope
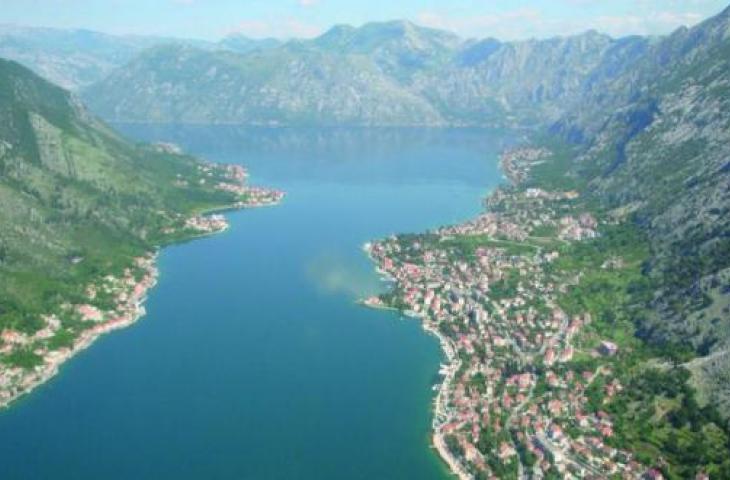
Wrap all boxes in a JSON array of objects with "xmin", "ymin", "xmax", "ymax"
[
  {"xmin": 415, "ymin": 31, "xmax": 650, "ymax": 126},
  {"xmin": 555, "ymin": 5, "xmax": 730, "ymax": 140},
  {"xmin": 81, "ymin": 21, "xmax": 658, "ymax": 127},
  {"xmin": 535, "ymin": 6, "xmax": 730, "ymax": 411},
  {"xmin": 82, "ymin": 42, "xmax": 446, "ymax": 126},
  {"xmin": 0, "ymin": 58, "xmax": 247, "ymax": 337},
  {"xmin": 574, "ymin": 6, "xmax": 730, "ymax": 344}
]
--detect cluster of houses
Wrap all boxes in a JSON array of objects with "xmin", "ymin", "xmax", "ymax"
[
  {"xmin": 0, "ymin": 158, "xmax": 284, "ymax": 410},
  {"xmin": 185, "ymin": 160, "xmax": 285, "ymax": 232},
  {"xmin": 0, "ymin": 254, "xmax": 158, "ymax": 408},
  {"xmin": 524, "ymin": 188, "xmax": 580, "ymax": 202},
  {"xmin": 209, "ymin": 162, "xmax": 284, "ymax": 208},
  {"xmin": 499, "ymin": 147, "xmax": 553, "ymax": 184},
  {"xmin": 438, "ymin": 212, "xmax": 529, "ymax": 241},
  {"xmin": 173, "ymin": 161, "xmax": 284, "ymax": 236},
  {"xmin": 365, "ymin": 183, "xmax": 661, "ymax": 479},
  {"xmin": 558, "ymin": 214, "xmax": 599, "ymax": 241},
  {"xmin": 231, "ymin": 186, "xmax": 285, "ymax": 208},
  {"xmin": 438, "ymin": 188, "xmax": 596, "ymax": 246},
  {"xmin": 174, "ymin": 160, "xmax": 247, "ymax": 189},
  {"xmin": 184, "ymin": 185, "xmax": 284, "ymax": 234},
  {"xmin": 185, "ymin": 214, "xmax": 229, "ymax": 233}
]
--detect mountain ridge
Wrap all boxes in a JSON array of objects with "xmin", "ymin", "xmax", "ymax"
[
  {"xmin": 80, "ymin": 24, "xmax": 653, "ymax": 126},
  {"xmin": 0, "ymin": 57, "xmax": 258, "ymax": 337},
  {"xmin": 0, "ymin": 24, "xmax": 287, "ymax": 90},
  {"xmin": 530, "ymin": 6, "xmax": 730, "ymax": 415}
]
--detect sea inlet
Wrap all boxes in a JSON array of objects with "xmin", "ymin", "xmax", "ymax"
[{"xmin": 0, "ymin": 126, "xmax": 511, "ymax": 479}]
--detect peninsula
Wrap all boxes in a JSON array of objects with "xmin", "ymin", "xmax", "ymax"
[{"xmin": 364, "ymin": 147, "xmax": 730, "ymax": 479}]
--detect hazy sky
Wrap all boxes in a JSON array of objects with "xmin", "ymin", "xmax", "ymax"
[{"xmin": 1, "ymin": 0, "xmax": 728, "ymax": 41}]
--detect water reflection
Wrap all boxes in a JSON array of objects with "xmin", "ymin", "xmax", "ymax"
[{"xmin": 118, "ymin": 124, "xmax": 519, "ymax": 186}]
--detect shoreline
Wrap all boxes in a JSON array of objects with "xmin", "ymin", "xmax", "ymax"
[
  {"xmin": 0, "ymin": 253, "xmax": 160, "ymax": 410},
  {"xmin": 361, "ymin": 270, "xmax": 470, "ymax": 479},
  {"xmin": 360, "ymin": 146, "xmax": 654, "ymax": 478},
  {"xmin": 423, "ymin": 321, "xmax": 470, "ymax": 480},
  {"xmin": 359, "ymin": 147, "xmax": 545, "ymax": 479},
  {"xmin": 362, "ymin": 243, "xmax": 472, "ymax": 479},
  {"xmin": 0, "ymin": 192, "xmax": 284, "ymax": 411}
]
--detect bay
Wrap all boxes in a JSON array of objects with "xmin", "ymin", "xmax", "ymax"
[{"xmin": 0, "ymin": 127, "xmax": 510, "ymax": 479}]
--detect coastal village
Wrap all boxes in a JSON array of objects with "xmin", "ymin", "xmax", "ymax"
[
  {"xmin": 0, "ymin": 160, "xmax": 284, "ymax": 409},
  {"xmin": 0, "ymin": 254, "xmax": 159, "ymax": 407},
  {"xmin": 178, "ymin": 163, "xmax": 285, "ymax": 235},
  {"xmin": 365, "ymin": 148, "xmax": 670, "ymax": 479}
]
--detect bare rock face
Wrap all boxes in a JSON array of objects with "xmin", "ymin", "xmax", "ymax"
[
  {"xmin": 30, "ymin": 113, "xmax": 74, "ymax": 177},
  {"xmin": 80, "ymin": 23, "xmax": 647, "ymax": 127},
  {"xmin": 547, "ymin": 7, "xmax": 730, "ymax": 412}
]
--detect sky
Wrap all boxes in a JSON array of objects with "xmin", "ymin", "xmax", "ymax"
[{"xmin": 1, "ymin": 0, "xmax": 728, "ymax": 41}]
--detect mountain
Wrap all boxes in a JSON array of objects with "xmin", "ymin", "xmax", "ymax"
[
  {"xmin": 6, "ymin": 7, "xmax": 730, "ymax": 412},
  {"xmin": 413, "ymin": 31, "xmax": 650, "ymax": 126},
  {"xmin": 310, "ymin": 20, "xmax": 461, "ymax": 80},
  {"xmin": 81, "ymin": 41, "xmax": 446, "ymax": 126},
  {"xmin": 540, "ymin": 5, "xmax": 730, "ymax": 411},
  {"xmin": 219, "ymin": 34, "xmax": 281, "ymax": 54},
  {"xmin": 0, "ymin": 25, "xmax": 219, "ymax": 91},
  {"xmin": 82, "ymin": 21, "xmax": 652, "ymax": 126},
  {"xmin": 0, "ymin": 25, "xmax": 173, "ymax": 90},
  {"xmin": 563, "ymin": 6, "xmax": 730, "ymax": 346},
  {"xmin": 0, "ymin": 58, "xmax": 245, "ymax": 338}
]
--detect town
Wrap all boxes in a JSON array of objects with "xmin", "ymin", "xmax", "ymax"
[
  {"xmin": 364, "ymin": 148, "xmax": 675, "ymax": 479},
  {"xmin": 171, "ymin": 163, "xmax": 285, "ymax": 235},
  {"xmin": 0, "ymin": 253, "xmax": 159, "ymax": 408}
]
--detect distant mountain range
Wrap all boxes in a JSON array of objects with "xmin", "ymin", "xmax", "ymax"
[
  {"xmin": 0, "ymin": 20, "xmax": 656, "ymax": 127},
  {"xmin": 0, "ymin": 25, "xmax": 280, "ymax": 90},
  {"xmin": 76, "ymin": 21, "xmax": 655, "ymax": 127}
]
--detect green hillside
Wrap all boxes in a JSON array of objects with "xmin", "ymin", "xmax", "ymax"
[
  {"xmin": 0, "ymin": 58, "xmax": 244, "ymax": 336},
  {"xmin": 530, "ymin": 6, "xmax": 730, "ymax": 416}
]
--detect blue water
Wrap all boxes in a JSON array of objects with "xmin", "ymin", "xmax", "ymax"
[{"xmin": 0, "ymin": 127, "xmax": 509, "ymax": 479}]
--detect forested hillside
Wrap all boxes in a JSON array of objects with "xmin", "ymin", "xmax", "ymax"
[{"xmin": 0, "ymin": 58, "xmax": 241, "ymax": 336}]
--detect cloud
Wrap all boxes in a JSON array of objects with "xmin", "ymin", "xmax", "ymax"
[
  {"xmin": 298, "ymin": 0, "xmax": 319, "ymax": 7},
  {"xmin": 416, "ymin": 8, "xmax": 545, "ymax": 40},
  {"xmin": 305, "ymin": 252, "xmax": 381, "ymax": 298},
  {"xmin": 226, "ymin": 17, "xmax": 323, "ymax": 39},
  {"xmin": 653, "ymin": 11, "xmax": 704, "ymax": 27},
  {"xmin": 586, "ymin": 10, "xmax": 703, "ymax": 37},
  {"xmin": 414, "ymin": 6, "xmax": 705, "ymax": 40}
]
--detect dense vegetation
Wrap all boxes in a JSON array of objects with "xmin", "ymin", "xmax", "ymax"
[
  {"xmin": 607, "ymin": 367, "xmax": 730, "ymax": 478},
  {"xmin": 0, "ymin": 58, "xmax": 239, "ymax": 337},
  {"xmin": 533, "ymin": 178, "xmax": 730, "ymax": 477}
]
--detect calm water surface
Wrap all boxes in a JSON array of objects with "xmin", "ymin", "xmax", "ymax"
[{"xmin": 0, "ymin": 127, "xmax": 511, "ymax": 479}]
